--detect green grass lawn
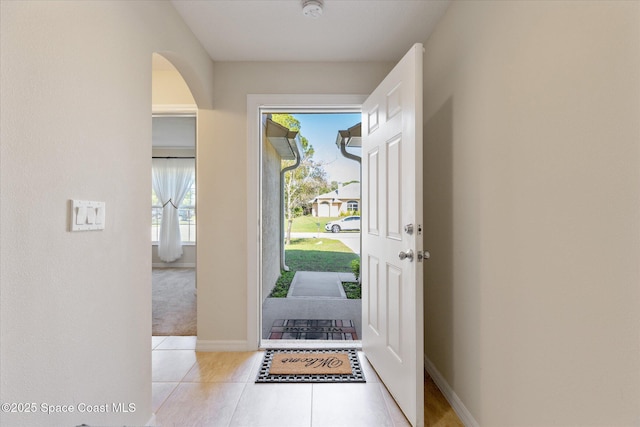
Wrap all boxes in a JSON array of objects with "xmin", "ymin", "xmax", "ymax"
[
  {"xmin": 284, "ymin": 238, "xmax": 358, "ymax": 272},
  {"xmin": 269, "ymin": 237, "xmax": 360, "ymax": 299},
  {"xmin": 287, "ymin": 216, "xmax": 340, "ymax": 233}
]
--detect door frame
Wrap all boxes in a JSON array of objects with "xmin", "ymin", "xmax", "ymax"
[{"xmin": 246, "ymin": 94, "xmax": 367, "ymax": 349}]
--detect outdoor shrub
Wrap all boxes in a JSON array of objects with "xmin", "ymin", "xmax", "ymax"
[
  {"xmin": 342, "ymin": 282, "xmax": 361, "ymax": 299},
  {"xmin": 350, "ymin": 258, "xmax": 360, "ymax": 282}
]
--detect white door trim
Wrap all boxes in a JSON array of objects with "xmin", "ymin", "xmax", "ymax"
[{"xmin": 246, "ymin": 94, "xmax": 367, "ymax": 350}]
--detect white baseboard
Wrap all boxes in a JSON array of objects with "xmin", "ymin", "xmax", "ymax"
[
  {"xmin": 146, "ymin": 413, "xmax": 157, "ymax": 426},
  {"xmin": 424, "ymin": 356, "xmax": 479, "ymax": 427},
  {"xmin": 152, "ymin": 262, "xmax": 196, "ymax": 268},
  {"xmin": 196, "ymin": 339, "xmax": 250, "ymax": 352}
]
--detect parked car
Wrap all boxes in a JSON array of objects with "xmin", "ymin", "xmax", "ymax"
[{"xmin": 325, "ymin": 216, "xmax": 360, "ymax": 233}]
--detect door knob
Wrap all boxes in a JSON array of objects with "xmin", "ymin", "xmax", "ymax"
[{"xmin": 398, "ymin": 249, "xmax": 414, "ymax": 262}]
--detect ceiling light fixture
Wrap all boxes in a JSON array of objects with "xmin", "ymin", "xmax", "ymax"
[{"xmin": 301, "ymin": 0, "xmax": 323, "ymax": 18}]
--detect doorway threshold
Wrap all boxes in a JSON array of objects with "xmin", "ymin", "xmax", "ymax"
[{"xmin": 260, "ymin": 339, "xmax": 362, "ymax": 350}]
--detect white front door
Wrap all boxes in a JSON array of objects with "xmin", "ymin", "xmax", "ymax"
[{"xmin": 361, "ymin": 43, "xmax": 424, "ymax": 427}]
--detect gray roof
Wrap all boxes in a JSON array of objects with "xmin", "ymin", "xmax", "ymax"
[{"xmin": 313, "ymin": 182, "xmax": 360, "ymax": 202}]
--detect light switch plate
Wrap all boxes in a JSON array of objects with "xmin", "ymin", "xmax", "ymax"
[{"xmin": 70, "ymin": 200, "xmax": 105, "ymax": 231}]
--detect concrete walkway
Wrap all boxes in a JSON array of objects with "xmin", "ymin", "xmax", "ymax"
[
  {"xmin": 262, "ymin": 271, "xmax": 361, "ymax": 340},
  {"xmin": 287, "ymin": 271, "xmax": 357, "ymax": 299}
]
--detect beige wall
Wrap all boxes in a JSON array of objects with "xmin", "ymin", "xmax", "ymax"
[
  {"xmin": 0, "ymin": 1, "xmax": 214, "ymax": 426},
  {"xmin": 5, "ymin": 1, "xmax": 635, "ymax": 425},
  {"xmin": 152, "ymin": 68, "xmax": 196, "ymax": 107},
  {"xmin": 196, "ymin": 62, "xmax": 393, "ymax": 345},
  {"xmin": 422, "ymin": 1, "xmax": 640, "ymax": 425},
  {"xmin": 152, "ymin": 244, "xmax": 196, "ymax": 267}
]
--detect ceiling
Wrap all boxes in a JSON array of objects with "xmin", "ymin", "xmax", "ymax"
[{"xmin": 170, "ymin": 0, "xmax": 451, "ymax": 62}]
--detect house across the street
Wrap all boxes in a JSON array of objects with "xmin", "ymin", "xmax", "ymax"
[{"xmin": 311, "ymin": 182, "xmax": 360, "ymax": 217}]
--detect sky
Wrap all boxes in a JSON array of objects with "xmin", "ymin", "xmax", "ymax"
[{"xmin": 293, "ymin": 113, "xmax": 361, "ymax": 184}]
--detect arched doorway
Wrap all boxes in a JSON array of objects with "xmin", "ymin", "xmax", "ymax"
[{"xmin": 151, "ymin": 53, "xmax": 198, "ymax": 340}]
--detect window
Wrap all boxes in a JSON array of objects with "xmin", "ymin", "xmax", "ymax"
[
  {"xmin": 151, "ymin": 180, "xmax": 196, "ymax": 243},
  {"xmin": 346, "ymin": 200, "xmax": 358, "ymax": 212}
]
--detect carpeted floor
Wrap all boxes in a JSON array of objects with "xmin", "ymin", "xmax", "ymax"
[{"xmin": 152, "ymin": 268, "xmax": 196, "ymax": 336}]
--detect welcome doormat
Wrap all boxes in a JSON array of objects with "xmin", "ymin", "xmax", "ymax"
[
  {"xmin": 268, "ymin": 319, "xmax": 358, "ymax": 340},
  {"xmin": 256, "ymin": 348, "xmax": 366, "ymax": 383}
]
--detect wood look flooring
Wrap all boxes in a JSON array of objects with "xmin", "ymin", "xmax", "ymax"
[
  {"xmin": 424, "ymin": 372, "xmax": 464, "ymax": 427},
  {"xmin": 152, "ymin": 336, "xmax": 463, "ymax": 426}
]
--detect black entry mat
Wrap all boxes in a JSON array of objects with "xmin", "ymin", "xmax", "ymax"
[
  {"xmin": 268, "ymin": 319, "xmax": 358, "ymax": 340},
  {"xmin": 256, "ymin": 348, "xmax": 366, "ymax": 383}
]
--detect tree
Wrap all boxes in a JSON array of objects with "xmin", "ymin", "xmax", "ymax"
[{"xmin": 272, "ymin": 114, "xmax": 329, "ymax": 244}]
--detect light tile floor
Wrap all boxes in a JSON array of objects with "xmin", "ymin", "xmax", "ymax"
[{"xmin": 152, "ymin": 336, "xmax": 461, "ymax": 427}]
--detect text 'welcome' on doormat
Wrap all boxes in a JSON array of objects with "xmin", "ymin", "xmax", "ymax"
[{"xmin": 256, "ymin": 348, "xmax": 366, "ymax": 383}]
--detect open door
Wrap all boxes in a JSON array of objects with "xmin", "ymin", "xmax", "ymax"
[{"xmin": 361, "ymin": 43, "xmax": 424, "ymax": 427}]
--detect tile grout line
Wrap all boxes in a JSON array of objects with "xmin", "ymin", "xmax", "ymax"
[
  {"xmin": 310, "ymin": 383, "xmax": 314, "ymax": 427},
  {"xmin": 228, "ymin": 381, "xmax": 250, "ymax": 427},
  {"xmin": 152, "ymin": 337, "xmax": 198, "ymax": 418},
  {"xmin": 230, "ymin": 353, "xmax": 266, "ymax": 426},
  {"xmin": 153, "ymin": 381, "xmax": 181, "ymax": 416},
  {"xmin": 377, "ymin": 382, "xmax": 396, "ymax": 427}
]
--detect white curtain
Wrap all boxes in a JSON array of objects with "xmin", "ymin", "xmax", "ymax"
[{"xmin": 152, "ymin": 158, "xmax": 195, "ymax": 262}]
